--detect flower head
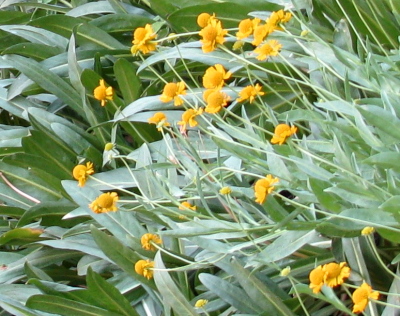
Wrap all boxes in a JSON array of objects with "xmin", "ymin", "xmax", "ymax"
[
  {"xmin": 236, "ymin": 18, "xmax": 261, "ymax": 40},
  {"xmin": 202, "ymin": 64, "xmax": 231, "ymax": 89},
  {"xmin": 131, "ymin": 24, "xmax": 157, "ymax": 55},
  {"xmin": 160, "ymin": 82, "xmax": 186, "ymax": 106},
  {"xmin": 271, "ymin": 123, "xmax": 297, "ymax": 145},
  {"xmin": 254, "ymin": 39, "xmax": 282, "ymax": 61},
  {"xmin": 194, "ymin": 299, "xmax": 208, "ymax": 308},
  {"xmin": 268, "ymin": 10, "xmax": 292, "ymax": 27},
  {"xmin": 134, "ymin": 259, "xmax": 155, "ymax": 280},
  {"xmin": 199, "ymin": 19, "xmax": 227, "ymax": 53},
  {"xmin": 219, "ymin": 186, "xmax": 231, "ymax": 195},
  {"xmin": 197, "ymin": 13, "xmax": 216, "ymax": 28},
  {"xmin": 280, "ymin": 266, "xmax": 291, "ymax": 277},
  {"xmin": 361, "ymin": 226, "xmax": 375, "ymax": 235},
  {"xmin": 94, "ymin": 79, "xmax": 113, "ymax": 107},
  {"xmin": 179, "ymin": 201, "xmax": 197, "ymax": 211},
  {"xmin": 323, "ymin": 262, "xmax": 350, "ymax": 287},
  {"xmin": 352, "ymin": 282, "xmax": 379, "ymax": 313},
  {"xmin": 252, "ymin": 24, "xmax": 275, "ymax": 46},
  {"xmin": 236, "ymin": 83, "xmax": 265, "ymax": 103},
  {"xmin": 309, "ymin": 265, "xmax": 325, "ymax": 293},
  {"xmin": 89, "ymin": 192, "xmax": 119, "ymax": 214},
  {"xmin": 254, "ymin": 174, "xmax": 279, "ymax": 204},
  {"xmin": 203, "ymin": 89, "xmax": 230, "ymax": 114},
  {"xmin": 148, "ymin": 112, "xmax": 170, "ymax": 131},
  {"xmin": 177, "ymin": 108, "xmax": 203, "ymax": 132},
  {"xmin": 72, "ymin": 162, "xmax": 94, "ymax": 187},
  {"xmin": 141, "ymin": 233, "xmax": 162, "ymax": 251}
]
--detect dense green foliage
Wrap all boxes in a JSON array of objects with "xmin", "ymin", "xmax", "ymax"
[{"xmin": 0, "ymin": 0, "xmax": 399, "ymax": 315}]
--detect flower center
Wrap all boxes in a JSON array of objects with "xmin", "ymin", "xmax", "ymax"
[
  {"xmin": 134, "ymin": 28, "xmax": 148, "ymax": 42},
  {"xmin": 207, "ymin": 91, "xmax": 224, "ymax": 106},
  {"xmin": 164, "ymin": 83, "xmax": 178, "ymax": 97},
  {"xmin": 72, "ymin": 165, "xmax": 87, "ymax": 179},
  {"xmin": 94, "ymin": 86, "xmax": 106, "ymax": 100},
  {"xmin": 203, "ymin": 25, "xmax": 217, "ymax": 41},
  {"xmin": 97, "ymin": 194, "xmax": 114, "ymax": 208}
]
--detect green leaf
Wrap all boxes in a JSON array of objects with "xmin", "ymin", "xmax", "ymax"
[
  {"xmin": 2, "ymin": 54, "xmax": 84, "ymax": 116},
  {"xmin": 86, "ymin": 268, "xmax": 139, "ymax": 316},
  {"xmin": 24, "ymin": 261, "xmax": 53, "ymax": 282},
  {"xmin": 26, "ymin": 295, "xmax": 122, "ymax": 316},
  {"xmin": 256, "ymin": 230, "xmax": 323, "ymax": 263},
  {"xmin": 153, "ymin": 252, "xmax": 198, "ymax": 316},
  {"xmin": 114, "ymin": 58, "xmax": 142, "ymax": 104},
  {"xmin": 0, "ymin": 228, "xmax": 44, "ymax": 246},
  {"xmin": 0, "ymin": 294, "xmax": 42, "ymax": 316},
  {"xmin": 199, "ymin": 273, "xmax": 260, "ymax": 314},
  {"xmin": 231, "ymin": 259, "xmax": 295, "ymax": 316}
]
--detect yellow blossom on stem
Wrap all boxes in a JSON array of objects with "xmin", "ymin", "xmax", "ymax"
[
  {"xmin": 309, "ymin": 265, "xmax": 325, "ymax": 294},
  {"xmin": 361, "ymin": 226, "xmax": 375, "ymax": 235},
  {"xmin": 134, "ymin": 259, "xmax": 155, "ymax": 280},
  {"xmin": 199, "ymin": 19, "xmax": 227, "ymax": 53},
  {"xmin": 177, "ymin": 108, "xmax": 203, "ymax": 132},
  {"xmin": 268, "ymin": 9, "xmax": 292, "ymax": 27},
  {"xmin": 203, "ymin": 89, "xmax": 230, "ymax": 114},
  {"xmin": 271, "ymin": 123, "xmax": 297, "ymax": 145},
  {"xmin": 254, "ymin": 174, "xmax": 279, "ymax": 204},
  {"xmin": 89, "ymin": 192, "xmax": 119, "ymax": 214},
  {"xmin": 352, "ymin": 282, "xmax": 379, "ymax": 314},
  {"xmin": 160, "ymin": 82, "xmax": 186, "ymax": 106},
  {"xmin": 93, "ymin": 79, "xmax": 113, "ymax": 107},
  {"xmin": 72, "ymin": 162, "xmax": 94, "ymax": 187},
  {"xmin": 280, "ymin": 266, "xmax": 291, "ymax": 277},
  {"xmin": 323, "ymin": 262, "xmax": 350, "ymax": 287},
  {"xmin": 148, "ymin": 112, "xmax": 170, "ymax": 131},
  {"xmin": 179, "ymin": 201, "xmax": 197, "ymax": 211},
  {"xmin": 252, "ymin": 24, "xmax": 275, "ymax": 46},
  {"xmin": 141, "ymin": 233, "xmax": 162, "ymax": 251},
  {"xmin": 236, "ymin": 83, "xmax": 265, "ymax": 103},
  {"xmin": 197, "ymin": 13, "xmax": 216, "ymax": 28},
  {"xmin": 202, "ymin": 64, "xmax": 232, "ymax": 89},
  {"xmin": 219, "ymin": 186, "xmax": 231, "ymax": 195},
  {"xmin": 236, "ymin": 18, "xmax": 261, "ymax": 40},
  {"xmin": 194, "ymin": 299, "xmax": 208, "ymax": 308},
  {"xmin": 254, "ymin": 39, "xmax": 282, "ymax": 61},
  {"xmin": 131, "ymin": 24, "xmax": 157, "ymax": 55}
]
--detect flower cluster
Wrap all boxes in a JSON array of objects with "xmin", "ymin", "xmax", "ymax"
[
  {"xmin": 309, "ymin": 262, "xmax": 350, "ymax": 294},
  {"xmin": 198, "ymin": 13, "xmax": 227, "ymax": 53}
]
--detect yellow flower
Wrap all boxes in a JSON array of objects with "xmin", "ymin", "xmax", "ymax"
[
  {"xmin": 203, "ymin": 89, "xmax": 230, "ymax": 114},
  {"xmin": 197, "ymin": 13, "xmax": 216, "ymax": 28},
  {"xmin": 89, "ymin": 192, "xmax": 119, "ymax": 214},
  {"xmin": 254, "ymin": 39, "xmax": 282, "ymax": 61},
  {"xmin": 199, "ymin": 19, "xmax": 227, "ymax": 53},
  {"xmin": 252, "ymin": 24, "xmax": 275, "ymax": 46},
  {"xmin": 236, "ymin": 83, "xmax": 265, "ymax": 103},
  {"xmin": 268, "ymin": 9, "xmax": 292, "ymax": 27},
  {"xmin": 94, "ymin": 79, "xmax": 113, "ymax": 107},
  {"xmin": 160, "ymin": 82, "xmax": 186, "ymax": 106},
  {"xmin": 131, "ymin": 24, "xmax": 157, "ymax": 55},
  {"xmin": 219, "ymin": 186, "xmax": 231, "ymax": 195},
  {"xmin": 104, "ymin": 142, "xmax": 114, "ymax": 151},
  {"xmin": 309, "ymin": 265, "xmax": 325, "ymax": 294},
  {"xmin": 271, "ymin": 123, "xmax": 297, "ymax": 145},
  {"xmin": 352, "ymin": 282, "xmax": 379, "ymax": 314},
  {"xmin": 194, "ymin": 299, "xmax": 208, "ymax": 308},
  {"xmin": 233, "ymin": 40, "xmax": 244, "ymax": 51},
  {"xmin": 236, "ymin": 18, "xmax": 260, "ymax": 40},
  {"xmin": 148, "ymin": 112, "xmax": 170, "ymax": 131},
  {"xmin": 254, "ymin": 174, "xmax": 279, "ymax": 204},
  {"xmin": 361, "ymin": 226, "xmax": 375, "ymax": 235},
  {"xmin": 179, "ymin": 201, "xmax": 197, "ymax": 211},
  {"xmin": 72, "ymin": 162, "xmax": 94, "ymax": 187},
  {"xmin": 134, "ymin": 259, "xmax": 155, "ymax": 280},
  {"xmin": 177, "ymin": 108, "xmax": 203, "ymax": 132},
  {"xmin": 141, "ymin": 233, "xmax": 162, "ymax": 251},
  {"xmin": 202, "ymin": 64, "xmax": 231, "ymax": 89},
  {"xmin": 323, "ymin": 262, "xmax": 350, "ymax": 287}
]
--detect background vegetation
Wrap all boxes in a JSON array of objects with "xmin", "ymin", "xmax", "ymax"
[{"xmin": 0, "ymin": 0, "xmax": 399, "ymax": 315}]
